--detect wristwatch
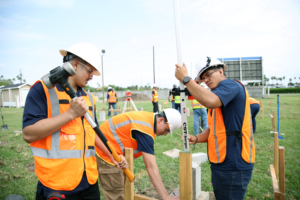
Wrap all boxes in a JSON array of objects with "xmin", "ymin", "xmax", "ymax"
[{"xmin": 182, "ymin": 76, "xmax": 191, "ymax": 85}]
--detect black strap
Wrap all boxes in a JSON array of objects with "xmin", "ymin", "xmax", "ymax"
[
  {"xmin": 227, "ymin": 131, "xmax": 243, "ymax": 145},
  {"xmin": 89, "ymin": 106, "xmax": 93, "ymax": 111},
  {"xmin": 59, "ymin": 99, "xmax": 69, "ymax": 104}
]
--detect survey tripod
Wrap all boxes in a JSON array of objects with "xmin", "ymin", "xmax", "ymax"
[{"xmin": 122, "ymin": 91, "xmax": 138, "ymax": 113}]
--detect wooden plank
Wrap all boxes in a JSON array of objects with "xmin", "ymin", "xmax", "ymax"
[
  {"xmin": 274, "ymin": 132, "xmax": 279, "ymax": 179},
  {"xmin": 124, "ymin": 148, "xmax": 134, "ymax": 200},
  {"xmin": 269, "ymin": 164, "xmax": 280, "ymax": 200},
  {"xmin": 261, "ymin": 101, "xmax": 264, "ymax": 119},
  {"xmin": 134, "ymin": 194, "xmax": 157, "ymax": 200},
  {"xmin": 279, "ymin": 146, "xmax": 285, "ymax": 200},
  {"xmin": 179, "ymin": 152, "xmax": 193, "ymax": 200},
  {"xmin": 271, "ymin": 110, "xmax": 276, "ymax": 132}
]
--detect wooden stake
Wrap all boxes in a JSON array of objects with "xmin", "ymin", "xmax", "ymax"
[
  {"xmin": 271, "ymin": 110, "xmax": 276, "ymax": 132},
  {"xmin": 279, "ymin": 146, "xmax": 285, "ymax": 200},
  {"xmin": 179, "ymin": 152, "xmax": 193, "ymax": 200},
  {"xmin": 270, "ymin": 164, "xmax": 280, "ymax": 200},
  {"xmin": 270, "ymin": 99, "xmax": 273, "ymax": 112},
  {"xmin": 260, "ymin": 100, "xmax": 264, "ymax": 119},
  {"xmin": 124, "ymin": 148, "xmax": 134, "ymax": 200},
  {"xmin": 110, "ymin": 105, "xmax": 114, "ymax": 117},
  {"xmin": 274, "ymin": 132, "xmax": 279, "ymax": 179},
  {"xmin": 134, "ymin": 194, "xmax": 157, "ymax": 200}
]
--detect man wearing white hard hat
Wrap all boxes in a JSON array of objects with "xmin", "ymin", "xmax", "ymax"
[
  {"xmin": 22, "ymin": 43, "xmax": 119, "ymax": 199},
  {"xmin": 95, "ymin": 108, "xmax": 181, "ymax": 200},
  {"xmin": 175, "ymin": 57, "xmax": 255, "ymax": 200},
  {"xmin": 152, "ymin": 84, "xmax": 159, "ymax": 113}
]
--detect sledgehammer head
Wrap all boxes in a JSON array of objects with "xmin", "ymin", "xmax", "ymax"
[{"xmin": 41, "ymin": 62, "xmax": 76, "ymax": 89}]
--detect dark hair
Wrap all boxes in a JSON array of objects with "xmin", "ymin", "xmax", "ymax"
[
  {"xmin": 156, "ymin": 112, "xmax": 167, "ymax": 122},
  {"xmin": 200, "ymin": 65, "xmax": 226, "ymax": 80}
]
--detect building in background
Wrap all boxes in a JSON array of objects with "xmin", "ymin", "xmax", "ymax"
[{"xmin": 0, "ymin": 83, "xmax": 31, "ymax": 107}]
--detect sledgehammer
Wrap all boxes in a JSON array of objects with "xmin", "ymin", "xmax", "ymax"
[{"xmin": 41, "ymin": 62, "xmax": 134, "ymax": 182}]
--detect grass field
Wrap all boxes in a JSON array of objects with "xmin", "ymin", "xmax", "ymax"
[{"xmin": 0, "ymin": 94, "xmax": 299, "ymax": 199}]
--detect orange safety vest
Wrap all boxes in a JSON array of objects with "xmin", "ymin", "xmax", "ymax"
[
  {"xmin": 95, "ymin": 111, "xmax": 155, "ymax": 165},
  {"xmin": 190, "ymin": 99, "xmax": 205, "ymax": 109},
  {"xmin": 249, "ymin": 97, "xmax": 260, "ymax": 105},
  {"xmin": 108, "ymin": 91, "xmax": 116, "ymax": 103},
  {"xmin": 152, "ymin": 89, "xmax": 158, "ymax": 102},
  {"xmin": 29, "ymin": 81, "xmax": 98, "ymax": 191},
  {"xmin": 207, "ymin": 81, "xmax": 255, "ymax": 164}
]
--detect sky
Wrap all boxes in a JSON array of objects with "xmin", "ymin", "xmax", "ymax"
[{"xmin": 0, "ymin": 0, "xmax": 300, "ymax": 89}]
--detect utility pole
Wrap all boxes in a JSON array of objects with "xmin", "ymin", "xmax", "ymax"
[
  {"xmin": 101, "ymin": 49, "xmax": 105, "ymax": 103},
  {"xmin": 153, "ymin": 46, "xmax": 155, "ymax": 84}
]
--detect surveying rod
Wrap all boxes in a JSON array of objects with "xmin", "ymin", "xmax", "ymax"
[
  {"xmin": 173, "ymin": 0, "xmax": 189, "ymax": 151},
  {"xmin": 41, "ymin": 63, "xmax": 134, "ymax": 182}
]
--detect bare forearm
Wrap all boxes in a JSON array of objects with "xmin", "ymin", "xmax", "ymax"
[
  {"xmin": 196, "ymin": 128, "xmax": 210, "ymax": 143},
  {"xmin": 95, "ymin": 134, "xmax": 115, "ymax": 163},
  {"xmin": 22, "ymin": 110, "xmax": 74, "ymax": 143},
  {"xmin": 185, "ymin": 81, "xmax": 222, "ymax": 109}
]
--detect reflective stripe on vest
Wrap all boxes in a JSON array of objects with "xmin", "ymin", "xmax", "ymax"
[
  {"xmin": 152, "ymin": 89, "xmax": 158, "ymax": 102},
  {"xmin": 191, "ymin": 99, "xmax": 205, "ymax": 109},
  {"xmin": 29, "ymin": 81, "xmax": 98, "ymax": 191},
  {"xmin": 108, "ymin": 91, "xmax": 116, "ymax": 103},
  {"xmin": 174, "ymin": 96, "xmax": 180, "ymax": 104},
  {"xmin": 207, "ymin": 81, "xmax": 255, "ymax": 164},
  {"xmin": 30, "ymin": 88, "xmax": 83, "ymax": 159},
  {"xmin": 96, "ymin": 112, "xmax": 155, "ymax": 165}
]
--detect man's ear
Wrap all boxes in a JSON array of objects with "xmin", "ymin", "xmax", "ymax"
[
  {"xmin": 158, "ymin": 117, "xmax": 164, "ymax": 124},
  {"xmin": 72, "ymin": 60, "xmax": 79, "ymax": 71}
]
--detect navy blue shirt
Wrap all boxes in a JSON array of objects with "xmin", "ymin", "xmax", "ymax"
[
  {"xmin": 131, "ymin": 115, "xmax": 156, "ymax": 155},
  {"xmin": 23, "ymin": 82, "xmax": 99, "ymax": 197},
  {"xmin": 210, "ymin": 79, "xmax": 254, "ymax": 171}
]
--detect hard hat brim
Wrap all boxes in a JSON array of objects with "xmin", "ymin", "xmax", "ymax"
[{"xmin": 59, "ymin": 49, "xmax": 101, "ymax": 76}]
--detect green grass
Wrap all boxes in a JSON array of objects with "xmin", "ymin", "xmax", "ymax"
[{"xmin": 0, "ymin": 96, "xmax": 299, "ymax": 199}]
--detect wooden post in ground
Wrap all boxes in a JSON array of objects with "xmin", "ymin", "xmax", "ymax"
[
  {"xmin": 271, "ymin": 110, "xmax": 276, "ymax": 132},
  {"xmin": 179, "ymin": 152, "xmax": 193, "ymax": 200},
  {"xmin": 260, "ymin": 100, "xmax": 264, "ymax": 119},
  {"xmin": 270, "ymin": 164, "xmax": 280, "ymax": 200},
  {"xmin": 274, "ymin": 132, "xmax": 279, "ymax": 179},
  {"xmin": 110, "ymin": 105, "xmax": 114, "ymax": 117},
  {"xmin": 270, "ymin": 99, "xmax": 273, "ymax": 112},
  {"xmin": 279, "ymin": 146, "xmax": 285, "ymax": 200},
  {"xmin": 124, "ymin": 148, "xmax": 134, "ymax": 200}
]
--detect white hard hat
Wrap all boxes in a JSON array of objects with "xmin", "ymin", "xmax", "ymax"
[
  {"xmin": 153, "ymin": 84, "xmax": 158, "ymax": 88},
  {"xmin": 107, "ymin": 86, "xmax": 112, "ymax": 90},
  {"xmin": 60, "ymin": 42, "xmax": 101, "ymax": 76},
  {"xmin": 195, "ymin": 57, "xmax": 226, "ymax": 82},
  {"xmin": 163, "ymin": 108, "xmax": 181, "ymax": 136}
]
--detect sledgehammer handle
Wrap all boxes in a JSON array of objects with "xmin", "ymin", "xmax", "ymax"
[{"xmin": 84, "ymin": 113, "xmax": 135, "ymax": 182}]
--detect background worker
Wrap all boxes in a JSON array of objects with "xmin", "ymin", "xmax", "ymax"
[
  {"xmin": 107, "ymin": 86, "xmax": 118, "ymax": 116},
  {"xmin": 190, "ymin": 83, "xmax": 208, "ymax": 135},
  {"xmin": 249, "ymin": 97, "xmax": 260, "ymax": 133},
  {"xmin": 152, "ymin": 84, "xmax": 159, "ymax": 113},
  {"xmin": 22, "ymin": 43, "xmax": 116, "ymax": 199},
  {"xmin": 95, "ymin": 108, "xmax": 181, "ymax": 200},
  {"xmin": 174, "ymin": 86, "xmax": 181, "ymax": 114},
  {"xmin": 168, "ymin": 84, "xmax": 177, "ymax": 109},
  {"xmin": 175, "ymin": 57, "xmax": 255, "ymax": 200}
]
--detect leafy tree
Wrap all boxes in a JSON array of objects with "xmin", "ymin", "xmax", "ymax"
[{"xmin": 0, "ymin": 75, "xmax": 14, "ymax": 86}]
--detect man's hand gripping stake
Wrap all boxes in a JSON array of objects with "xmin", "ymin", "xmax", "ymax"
[{"xmin": 41, "ymin": 62, "xmax": 134, "ymax": 182}]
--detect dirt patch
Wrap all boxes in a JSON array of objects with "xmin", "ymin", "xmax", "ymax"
[
  {"xmin": 136, "ymin": 186, "xmax": 176, "ymax": 200},
  {"xmin": 27, "ymin": 162, "xmax": 35, "ymax": 172},
  {"xmin": 119, "ymin": 93, "xmax": 151, "ymax": 101},
  {"xmin": 0, "ymin": 141, "xmax": 7, "ymax": 146}
]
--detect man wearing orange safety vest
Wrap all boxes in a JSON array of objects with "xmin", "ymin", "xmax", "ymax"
[
  {"xmin": 107, "ymin": 86, "xmax": 118, "ymax": 116},
  {"xmin": 22, "ymin": 43, "xmax": 122, "ymax": 200},
  {"xmin": 190, "ymin": 96, "xmax": 208, "ymax": 135},
  {"xmin": 175, "ymin": 57, "xmax": 255, "ymax": 200},
  {"xmin": 168, "ymin": 84, "xmax": 177, "ymax": 109},
  {"xmin": 152, "ymin": 84, "xmax": 159, "ymax": 112},
  {"xmin": 249, "ymin": 97, "xmax": 260, "ymax": 133},
  {"xmin": 95, "ymin": 108, "xmax": 181, "ymax": 200}
]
